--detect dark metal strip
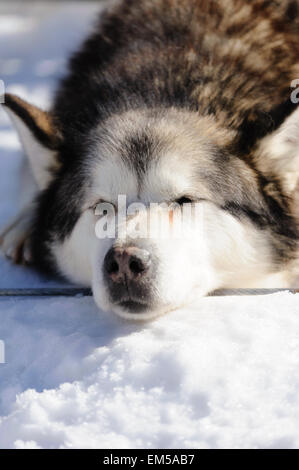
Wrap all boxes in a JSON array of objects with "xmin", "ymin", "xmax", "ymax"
[
  {"xmin": 0, "ymin": 288, "xmax": 92, "ymax": 297},
  {"xmin": 0, "ymin": 288, "xmax": 297, "ymax": 298}
]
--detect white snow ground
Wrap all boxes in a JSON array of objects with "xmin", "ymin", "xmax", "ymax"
[{"xmin": 0, "ymin": 1, "xmax": 299, "ymax": 450}]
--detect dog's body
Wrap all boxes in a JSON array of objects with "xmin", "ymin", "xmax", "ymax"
[{"xmin": 1, "ymin": 0, "xmax": 298, "ymax": 319}]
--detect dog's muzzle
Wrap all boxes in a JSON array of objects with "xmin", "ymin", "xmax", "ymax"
[{"xmin": 103, "ymin": 245, "xmax": 157, "ymax": 313}]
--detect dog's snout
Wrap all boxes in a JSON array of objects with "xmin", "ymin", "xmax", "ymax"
[
  {"xmin": 103, "ymin": 245, "xmax": 156, "ymax": 314},
  {"xmin": 104, "ymin": 247, "xmax": 151, "ymax": 282}
]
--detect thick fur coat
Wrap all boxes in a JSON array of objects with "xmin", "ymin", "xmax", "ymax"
[{"xmin": 1, "ymin": 0, "xmax": 298, "ymax": 318}]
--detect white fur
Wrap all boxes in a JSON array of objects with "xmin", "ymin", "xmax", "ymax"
[
  {"xmin": 54, "ymin": 153, "xmax": 288, "ymax": 320},
  {"xmin": 53, "ymin": 211, "xmax": 96, "ymax": 286},
  {"xmin": 257, "ymin": 107, "xmax": 299, "ymax": 194}
]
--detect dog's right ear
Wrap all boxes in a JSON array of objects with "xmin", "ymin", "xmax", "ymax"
[{"xmin": 2, "ymin": 93, "xmax": 62, "ymax": 190}]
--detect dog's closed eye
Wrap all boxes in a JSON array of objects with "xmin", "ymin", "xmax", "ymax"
[{"xmin": 175, "ymin": 196, "xmax": 194, "ymax": 205}]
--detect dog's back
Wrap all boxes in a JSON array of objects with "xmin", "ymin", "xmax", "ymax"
[{"xmin": 54, "ymin": 0, "xmax": 299, "ymax": 154}]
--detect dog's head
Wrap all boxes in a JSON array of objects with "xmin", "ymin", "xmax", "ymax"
[{"xmin": 3, "ymin": 95, "xmax": 298, "ymax": 319}]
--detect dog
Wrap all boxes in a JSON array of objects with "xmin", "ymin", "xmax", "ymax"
[{"xmin": 1, "ymin": 0, "xmax": 298, "ymax": 320}]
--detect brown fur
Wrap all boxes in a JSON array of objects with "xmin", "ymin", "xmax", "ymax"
[
  {"xmin": 101, "ymin": 0, "xmax": 299, "ymax": 132},
  {"xmin": 1, "ymin": 0, "xmax": 298, "ymax": 278}
]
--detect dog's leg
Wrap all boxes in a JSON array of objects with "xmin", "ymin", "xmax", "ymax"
[{"xmin": 0, "ymin": 203, "xmax": 35, "ymax": 265}]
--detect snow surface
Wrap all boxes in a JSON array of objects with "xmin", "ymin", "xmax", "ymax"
[{"xmin": 0, "ymin": 1, "xmax": 299, "ymax": 450}]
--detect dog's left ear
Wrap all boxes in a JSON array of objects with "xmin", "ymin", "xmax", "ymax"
[
  {"xmin": 255, "ymin": 106, "xmax": 299, "ymax": 198},
  {"xmin": 2, "ymin": 93, "xmax": 62, "ymax": 190}
]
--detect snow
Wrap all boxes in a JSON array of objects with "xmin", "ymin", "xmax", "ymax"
[
  {"xmin": 0, "ymin": 1, "xmax": 299, "ymax": 450},
  {"xmin": 0, "ymin": 293, "xmax": 299, "ymax": 449}
]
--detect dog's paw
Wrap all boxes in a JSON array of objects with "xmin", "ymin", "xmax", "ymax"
[{"xmin": 0, "ymin": 208, "xmax": 34, "ymax": 265}]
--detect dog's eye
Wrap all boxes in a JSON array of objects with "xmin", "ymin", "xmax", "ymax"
[{"xmin": 175, "ymin": 196, "xmax": 193, "ymax": 205}]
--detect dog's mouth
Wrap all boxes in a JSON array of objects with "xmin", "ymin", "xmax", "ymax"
[
  {"xmin": 116, "ymin": 298, "xmax": 150, "ymax": 314},
  {"xmin": 112, "ymin": 297, "xmax": 182, "ymax": 322}
]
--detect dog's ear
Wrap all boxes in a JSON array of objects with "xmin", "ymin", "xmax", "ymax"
[
  {"xmin": 255, "ymin": 106, "xmax": 299, "ymax": 199},
  {"xmin": 2, "ymin": 93, "xmax": 62, "ymax": 190}
]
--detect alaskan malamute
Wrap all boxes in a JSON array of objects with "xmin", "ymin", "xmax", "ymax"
[{"xmin": 1, "ymin": 0, "xmax": 298, "ymax": 319}]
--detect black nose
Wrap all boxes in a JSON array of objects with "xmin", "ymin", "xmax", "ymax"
[{"xmin": 104, "ymin": 246, "xmax": 151, "ymax": 282}]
